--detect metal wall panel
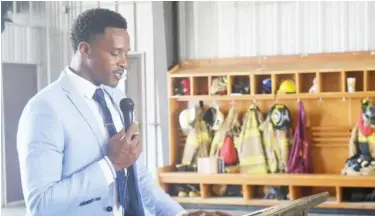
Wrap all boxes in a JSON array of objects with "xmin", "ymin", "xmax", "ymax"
[
  {"xmin": 2, "ymin": 2, "xmax": 46, "ymax": 64},
  {"xmin": 1, "ymin": 24, "xmax": 45, "ymax": 64},
  {"xmin": 1, "ymin": 1, "xmax": 137, "ymax": 87},
  {"xmin": 178, "ymin": 1, "xmax": 375, "ymax": 60}
]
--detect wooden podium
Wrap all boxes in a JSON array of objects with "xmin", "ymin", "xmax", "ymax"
[{"xmin": 243, "ymin": 192, "xmax": 329, "ymax": 216}]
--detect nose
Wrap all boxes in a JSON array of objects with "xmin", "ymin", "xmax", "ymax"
[{"xmin": 117, "ymin": 56, "xmax": 128, "ymax": 69}]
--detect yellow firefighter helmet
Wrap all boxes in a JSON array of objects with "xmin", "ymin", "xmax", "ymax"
[{"xmin": 277, "ymin": 80, "xmax": 296, "ymax": 94}]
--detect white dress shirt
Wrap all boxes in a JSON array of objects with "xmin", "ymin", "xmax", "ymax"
[{"xmin": 66, "ymin": 68, "xmax": 124, "ymax": 216}]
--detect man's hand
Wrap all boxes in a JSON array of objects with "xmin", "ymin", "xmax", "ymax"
[
  {"xmin": 186, "ymin": 210, "xmax": 233, "ymax": 216},
  {"xmin": 107, "ymin": 123, "xmax": 142, "ymax": 171}
]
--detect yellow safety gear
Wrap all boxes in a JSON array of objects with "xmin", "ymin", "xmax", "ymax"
[
  {"xmin": 358, "ymin": 131, "xmax": 375, "ymax": 147},
  {"xmin": 260, "ymin": 115, "xmax": 293, "ymax": 173},
  {"xmin": 277, "ymin": 79, "xmax": 296, "ymax": 93},
  {"xmin": 209, "ymin": 107, "xmax": 240, "ymax": 156},
  {"xmin": 237, "ymin": 105, "xmax": 268, "ymax": 174},
  {"xmin": 181, "ymin": 106, "xmax": 212, "ymax": 166}
]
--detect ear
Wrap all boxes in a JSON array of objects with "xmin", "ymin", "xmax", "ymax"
[{"xmin": 77, "ymin": 41, "xmax": 91, "ymax": 58}]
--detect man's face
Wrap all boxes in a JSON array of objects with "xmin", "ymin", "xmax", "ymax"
[{"xmin": 84, "ymin": 27, "xmax": 130, "ymax": 87}]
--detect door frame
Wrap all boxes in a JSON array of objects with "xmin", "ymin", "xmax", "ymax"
[
  {"xmin": 1, "ymin": 63, "xmax": 4, "ymax": 207},
  {"xmin": 117, "ymin": 52, "xmax": 148, "ymax": 166},
  {"xmin": 1, "ymin": 63, "xmax": 39, "ymax": 206}
]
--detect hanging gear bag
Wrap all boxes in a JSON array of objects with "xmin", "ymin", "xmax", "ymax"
[{"xmin": 288, "ymin": 100, "xmax": 312, "ymax": 173}]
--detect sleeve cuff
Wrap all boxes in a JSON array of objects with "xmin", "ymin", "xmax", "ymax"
[{"xmin": 99, "ymin": 156, "xmax": 116, "ymax": 185}]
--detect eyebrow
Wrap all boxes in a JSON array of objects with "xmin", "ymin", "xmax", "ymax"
[
  {"xmin": 112, "ymin": 47, "xmax": 130, "ymax": 51},
  {"xmin": 112, "ymin": 47, "xmax": 131, "ymax": 55}
]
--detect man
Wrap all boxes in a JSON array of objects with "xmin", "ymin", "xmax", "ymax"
[{"xmin": 17, "ymin": 8, "xmax": 232, "ymax": 216}]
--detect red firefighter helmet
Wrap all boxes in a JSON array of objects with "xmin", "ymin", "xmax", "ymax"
[{"xmin": 180, "ymin": 79, "xmax": 190, "ymax": 95}]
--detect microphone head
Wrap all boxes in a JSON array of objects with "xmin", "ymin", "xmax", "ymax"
[{"xmin": 120, "ymin": 98, "xmax": 134, "ymax": 113}]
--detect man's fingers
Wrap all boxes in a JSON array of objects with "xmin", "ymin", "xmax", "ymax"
[
  {"xmin": 121, "ymin": 135, "xmax": 140, "ymax": 153},
  {"xmin": 130, "ymin": 134, "xmax": 141, "ymax": 146},
  {"xmin": 116, "ymin": 128, "xmax": 126, "ymax": 140},
  {"xmin": 188, "ymin": 210, "xmax": 205, "ymax": 216},
  {"xmin": 214, "ymin": 211, "xmax": 232, "ymax": 216},
  {"xmin": 124, "ymin": 122, "xmax": 139, "ymax": 141},
  {"xmin": 187, "ymin": 211, "xmax": 231, "ymax": 216},
  {"xmin": 133, "ymin": 137, "xmax": 143, "ymax": 154}
]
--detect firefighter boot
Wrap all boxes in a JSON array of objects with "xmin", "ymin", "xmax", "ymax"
[
  {"xmin": 187, "ymin": 184, "xmax": 201, "ymax": 197},
  {"xmin": 225, "ymin": 185, "xmax": 242, "ymax": 197},
  {"xmin": 342, "ymin": 155, "xmax": 362, "ymax": 176},
  {"xmin": 176, "ymin": 184, "xmax": 189, "ymax": 197}
]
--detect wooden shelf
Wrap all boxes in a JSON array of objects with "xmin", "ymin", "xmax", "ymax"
[
  {"xmin": 172, "ymin": 196, "xmax": 283, "ymax": 206},
  {"xmin": 159, "ymin": 170, "xmax": 375, "ymax": 187},
  {"xmin": 159, "ymin": 168, "xmax": 375, "ymax": 210},
  {"xmin": 172, "ymin": 196, "xmax": 375, "ymax": 210},
  {"xmin": 163, "ymin": 51, "xmax": 375, "ymax": 211},
  {"xmin": 170, "ymin": 92, "xmax": 375, "ymax": 101},
  {"xmin": 169, "ymin": 59, "xmax": 375, "ymax": 77}
]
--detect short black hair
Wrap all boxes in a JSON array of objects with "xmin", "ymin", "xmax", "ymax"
[{"xmin": 70, "ymin": 8, "xmax": 127, "ymax": 50}]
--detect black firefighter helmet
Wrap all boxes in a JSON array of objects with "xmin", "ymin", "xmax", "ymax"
[
  {"xmin": 269, "ymin": 104, "xmax": 292, "ymax": 130},
  {"xmin": 361, "ymin": 98, "xmax": 375, "ymax": 126}
]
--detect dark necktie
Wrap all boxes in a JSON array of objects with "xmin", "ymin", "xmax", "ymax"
[{"xmin": 92, "ymin": 88, "xmax": 129, "ymax": 211}]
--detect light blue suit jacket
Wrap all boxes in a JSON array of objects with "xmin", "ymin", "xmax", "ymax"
[{"xmin": 17, "ymin": 70, "xmax": 184, "ymax": 216}]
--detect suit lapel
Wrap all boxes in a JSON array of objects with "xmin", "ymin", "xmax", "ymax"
[{"xmin": 58, "ymin": 71, "xmax": 107, "ymax": 155}]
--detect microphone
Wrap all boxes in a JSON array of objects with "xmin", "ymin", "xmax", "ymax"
[
  {"xmin": 119, "ymin": 98, "xmax": 135, "ymax": 131},
  {"xmin": 119, "ymin": 98, "xmax": 136, "ymax": 172}
]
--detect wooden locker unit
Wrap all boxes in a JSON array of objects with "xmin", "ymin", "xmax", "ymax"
[{"xmin": 158, "ymin": 51, "xmax": 375, "ymax": 210}]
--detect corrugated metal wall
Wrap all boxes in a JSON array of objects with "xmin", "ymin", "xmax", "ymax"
[
  {"xmin": 4, "ymin": 1, "xmax": 375, "ymax": 81},
  {"xmin": 44, "ymin": 1, "xmax": 141, "ymax": 83},
  {"xmin": 1, "ymin": 1, "xmax": 145, "ymax": 88},
  {"xmin": 178, "ymin": 1, "xmax": 375, "ymax": 60},
  {"xmin": 1, "ymin": 2, "xmax": 46, "ymax": 64}
]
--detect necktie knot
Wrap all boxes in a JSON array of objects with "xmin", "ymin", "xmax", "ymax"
[{"xmin": 93, "ymin": 88, "xmax": 105, "ymax": 104}]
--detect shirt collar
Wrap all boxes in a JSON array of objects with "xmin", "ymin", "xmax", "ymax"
[{"xmin": 65, "ymin": 67, "xmax": 101, "ymax": 99}]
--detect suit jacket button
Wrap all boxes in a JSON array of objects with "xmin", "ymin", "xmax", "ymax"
[{"xmin": 106, "ymin": 206, "xmax": 113, "ymax": 212}]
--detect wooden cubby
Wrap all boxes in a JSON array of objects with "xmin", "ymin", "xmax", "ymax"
[
  {"xmin": 210, "ymin": 76, "xmax": 229, "ymax": 96},
  {"xmin": 192, "ymin": 76, "xmax": 209, "ymax": 95},
  {"xmin": 254, "ymin": 74, "xmax": 272, "ymax": 95},
  {"xmin": 275, "ymin": 73, "xmax": 296, "ymax": 94},
  {"xmin": 344, "ymin": 71, "xmax": 364, "ymax": 92},
  {"xmin": 230, "ymin": 75, "xmax": 250, "ymax": 95},
  {"xmin": 367, "ymin": 70, "xmax": 375, "ymax": 92},
  {"xmin": 161, "ymin": 51, "xmax": 375, "ymax": 210},
  {"xmin": 297, "ymin": 72, "xmax": 317, "ymax": 93},
  {"xmin": 319, "ymin": 72, "xmax": 341, "ymax": 93},
  {"xmin": 170, "ymin": 77, "xmax": 191, "ymax": 96}
]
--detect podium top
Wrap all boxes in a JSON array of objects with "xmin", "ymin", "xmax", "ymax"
[{"xmin": 242, "ymin": 192, "xmax": 329, "ymax": 216}]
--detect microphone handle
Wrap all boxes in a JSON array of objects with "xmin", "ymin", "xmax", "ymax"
[
  {"xmin": 123, "ymin": 110, "xmax": 133, "ymax": 131},
  {"xmin": 124, "ymin": 111, "xmax": 136, "ymax": 171}
]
